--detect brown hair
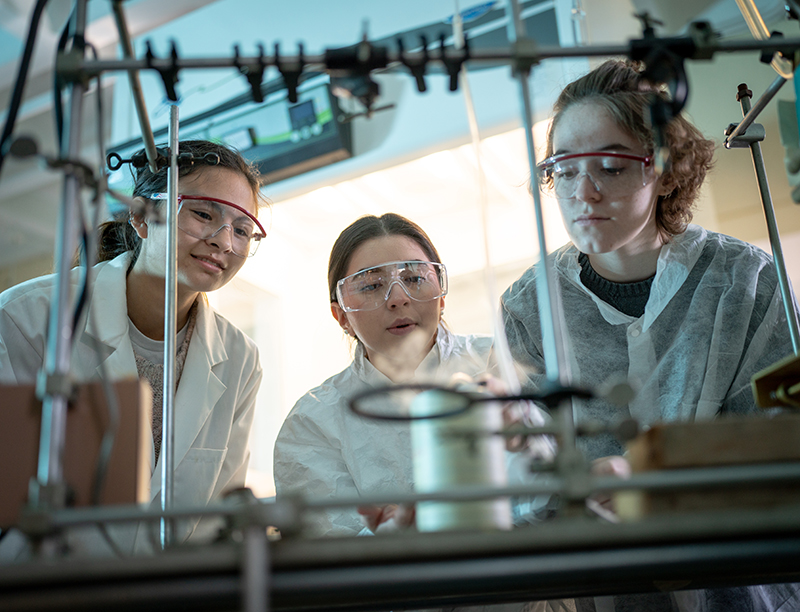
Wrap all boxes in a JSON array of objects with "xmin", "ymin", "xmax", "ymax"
[
  {"xmin": 546, "ymin": 60, "xmax": 715, "ymax": 237},
  {"xmin": 97, "ymin": 140, "xmax": 267, "ymax": 264},
  {"xmin": 328, "ymin": 213, "xmax": 443, "ymax": 303}
]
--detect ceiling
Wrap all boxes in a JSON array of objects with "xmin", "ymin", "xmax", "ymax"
[{"xmin": 0, "ymin": 0, "xmax": 792, "ymax": 276}]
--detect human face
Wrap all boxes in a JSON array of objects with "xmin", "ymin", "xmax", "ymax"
[
  {"xmin": 550, "ymin": 102, "xmax": 666, "ymax": 258},
  {"xmin": 331, "ymin": 235, "xmax": 444, "ymax": 378},
  {"xmin": 133, "ymin": 166, "xmax": 258, "ymax": 295}
]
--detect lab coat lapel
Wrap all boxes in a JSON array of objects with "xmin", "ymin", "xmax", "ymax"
[
  {"xmin": 168, "ymin": 299, "xmax": 227, "ymax": 489},
  {"xmin": 78, "ymin": 254, "xmax": 137, "ymax": 379}
]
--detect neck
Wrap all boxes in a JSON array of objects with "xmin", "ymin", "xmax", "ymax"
[
  {"xmin": 126, "ymin": 267, "xmax": 198, "ymax": 340},
  {"xmin": 365, "ymin": 335, "xmax": 437, "ymax": 384},
  {"xmin": 587, "ymin": 234, "xmax": 667, "ymax": 283},
  {"xmin": 587, "ymin": 248, "xmax": 660, "ymax": 283}
]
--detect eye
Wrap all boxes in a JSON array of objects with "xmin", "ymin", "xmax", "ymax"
[
  {"xmin": 600, "ymin": 165, "xmax": 625, "ymax": 177},
  {"xmin": 191, "ymin": 208, "xmax": 213, "ymax": 221},
  {"xmin": 357, "ymin": 281, "xmax": 383, "ymax": 293},
  {"xmin": 233, "ymin": 225, "xmax": 254, "ymax": 239},
  {"xmin": 352, "ymin": 275, "xmax": 384, "ymax": 293},
  {"xmin": 553, "ymin": 166, "xmax": 578, "ymax": 180}
]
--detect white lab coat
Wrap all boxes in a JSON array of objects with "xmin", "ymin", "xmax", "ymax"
[
  {"xmin": 501, "ymin": 225, "xmax": 800, "ymax": 611},
  {"xmin": 0, "ymin": 252, "xmax": 261, "ymax": 553},
  {"xmin": 273, "ymin": 326, "xmax": 495, "ymax": 537}
]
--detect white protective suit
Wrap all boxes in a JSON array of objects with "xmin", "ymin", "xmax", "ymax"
[
  {"xmin": 273, "ymin": 326, "xmax": 495, "ymax": 537},
  {"xmin": 502, "ymin": 225, "xmax": 800, "ymax": 612},
  {"xmin": 0, "ymin": 252, "xmax": 261, "ymax": 554}
]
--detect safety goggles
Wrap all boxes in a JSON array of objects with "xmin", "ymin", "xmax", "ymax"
[
  {"xmin": 150, "ymin": 193, "xmax": 266, "ymax": 258},
  {"xmin": 537, "ymin": 152, "xmax": 654, "ymax": 200},
  {"xmin": 336, "ymin": 260, "xmax": 448, "ymax": 312}
]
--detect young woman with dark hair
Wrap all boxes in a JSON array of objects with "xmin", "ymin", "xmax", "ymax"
[
  {"xmin": 273, "ymin": 213, "xmax": 497, "ymax": 536},
  {"xmin": 0, "ymin": 139, "xmax": 268, "ymax": 553}
]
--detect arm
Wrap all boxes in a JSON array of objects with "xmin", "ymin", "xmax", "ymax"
[
  {"xmin": 274, "ymin": 404, "xmax": 370, "ymax": 537},
  {"xmin": 724, "ymin": 275, "xmax": 798, "ymax": 416},
  {"xmin": 0, "ymin": 294, "xmax": 47, "ymax": 384}
]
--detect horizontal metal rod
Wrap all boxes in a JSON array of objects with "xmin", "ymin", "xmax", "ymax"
[
  {"xmin": 303, "ymin": 461, "xmax": 800, "ymax": 510},
  {"xmin": 34, "ymin": 461, "xmax": 800, "ymax": 530},
  {"xmin": 3, "ymin": 509, "xmax": 800, "ymax": 611},
  {"xmin": 65, "ymin": 36, "xmax": 800, "ymax": 80}
]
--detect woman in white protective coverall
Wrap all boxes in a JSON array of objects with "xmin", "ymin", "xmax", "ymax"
[
  {"xmin": 501, "ymin": 59, "xmax": 800, "ymax": 612},
  {"xmin": 0, "ymin": 140, "xmax": 266, "ymax": 555},
  {"xmin": 273, "ymin": 213, "xmax": 502, "ymax": 537}
]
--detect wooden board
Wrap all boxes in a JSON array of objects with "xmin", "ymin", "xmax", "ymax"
[
  {"xmin": 616, "ymin": 414, "xmax": 800, "ymax": 520},
  {"xmin": 0, "ymin": 379, "xmax": 151, "ymax": 528}
]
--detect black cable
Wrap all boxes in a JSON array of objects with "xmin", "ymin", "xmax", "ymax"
[
  {"xmin": 84, "ymin": 44, "xmax": 121, "ymax": 513},
  {"xmin": 53, "ymin": 4, "xmax": 74, "ymax": 152},
  {"xmin": 0, "ymin": 0, "xmax": 50, "ymax": 177}
]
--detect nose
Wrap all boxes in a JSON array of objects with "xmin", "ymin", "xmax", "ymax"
[
  {"xmin": 384, "ymin": 281, "xmax": 411, "ymax": 308},
  {"xmin": 207, "ymin": 224, "xmax": 235, "ymax": 252},
  {"xmin": 573, "ymin": 172, "xmax": 601, "ymax": 202}
]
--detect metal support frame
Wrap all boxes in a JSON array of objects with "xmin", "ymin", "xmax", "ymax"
[
  {"xmin": 159, "ymin": 105, "xmax": 180, "ymax": 548},
  {"xmin": 111, "ymin": 0, "xmax": 159, "ymax": 174},
  {"xmin": 726, "ymin": 81, "xmax": 800, "ymax": 354},
  {"xmin": 32, "ymin": 0, "xmax": 89, "ymax": 523},
  {"xmin": 14, "ymin": 0, "xmax": 800, "ymax": 606}
]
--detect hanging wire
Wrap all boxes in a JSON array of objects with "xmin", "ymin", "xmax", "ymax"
[{"xmin": 0, "ymin": 0, "xmax": 50, "ymax": 177}]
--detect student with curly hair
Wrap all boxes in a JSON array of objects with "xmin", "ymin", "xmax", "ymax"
[{"xmin": 501, "ymin": 59, "xmax": 799, "ymax": 611}]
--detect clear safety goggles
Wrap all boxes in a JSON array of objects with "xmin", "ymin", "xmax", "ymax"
[
  {"xmin": 537, "ymin": 152, "xmax": 654, "ymax": 200},
  {"xmin": 336, "ymin": 260, "xmax": 448, "ymax": 312},
  {"xmin": 151, "ymin": 193, "xmax": 266, "ymax": 257}
]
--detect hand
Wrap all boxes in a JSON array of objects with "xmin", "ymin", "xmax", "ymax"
[
  {"xmin": 589, "ymin": 455, "xmax": 631, "ymax": 516},
  {"xmin": 473, "ymin": 374, "xmax": 550, "ymax": 453},
  {"xmin": 357, "ymin": 504, "xmax": 416, "ymax": 533}
]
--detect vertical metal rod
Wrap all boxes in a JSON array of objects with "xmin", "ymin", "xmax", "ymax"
[
  {"xmin": 739, "ymin": 91, "xmax": 800, "ymax": 354},
  {"xmin": 111, "ymin": 0, "xmax": 158, "ymax": 174},
  {"xmin": 243, "ymin": 525, "xmax": 270, "ymax": 612},
  {"xmin": 36, "ymin": 0, "xmax": 89, "ymax": 506},
  {"xmin": 160, "ymin": 105, "xmax": 179, "ymax": 548},
  {"xmin": 503, "ymin": 0, "xmax": 569, "ymax": 385},
  {"xmin": 504, "ymin": 0, "xmax": 578, "ymax": 462}
]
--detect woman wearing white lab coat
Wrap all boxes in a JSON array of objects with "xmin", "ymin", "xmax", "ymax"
[
  {"xmin": 0, "ymin": 140, "xmax": 266, "ymax": 554},
  {"xmin": 274, "ymin": 213, "xmax": 499, "ymax": 537},
  {"xmin": 501, "ymin": 60, "xmax": 800, "ymax": 612}
]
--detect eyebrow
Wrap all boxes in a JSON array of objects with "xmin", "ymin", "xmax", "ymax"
[
  {"xmin": 353, "ymin": 259, "xmax": 427, "ymax": 275},
  {"xmin": 185, "ymin": 196, "xmax": 253, "ymax": 223},
  {"xmin": 553, "ymin": 143, "xmax": 637, "ymax": 156}
]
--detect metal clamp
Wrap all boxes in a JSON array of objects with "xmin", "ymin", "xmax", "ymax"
[
  {"xmin": 145, "ymin": 40, "xmax": 180, "ymax": 102},
  {"xmin": 398, "ymin": 36, "xmax": 428, "ymax": 93}
]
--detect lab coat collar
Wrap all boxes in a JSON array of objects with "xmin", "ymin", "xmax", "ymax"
[
  {"xmin": 554, "ymin": 224, "xmax": 708, "ymax": 329},
  {"xmin": 644, "ymin": 224, "xmax": 706, "ymax": 330}
]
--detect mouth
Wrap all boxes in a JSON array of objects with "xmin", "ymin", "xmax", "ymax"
[
  {"xmin": 192, "ymin": 254, "xmax": 226, "ymax": 271},
  {"xmin": 387, "ymin": 319, "xmax": 417, "ymax": 335},
  {"xmin": 575, "ymin": 214, "xmax": 610, "ymax": 225}
]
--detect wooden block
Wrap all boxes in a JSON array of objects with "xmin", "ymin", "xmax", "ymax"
[
  {"xmin": 0, "ymin": 379, "xmax": 151, "ymax": 528},
  {"xmin": 616, "ymin": 415, "xmax": 800, "ymax": 520},
  {"xmin": 626, "ymin": 414, "xmax": 800, "ymax": 471}
]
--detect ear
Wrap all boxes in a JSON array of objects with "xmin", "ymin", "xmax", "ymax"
[
  {"xmin": 129, "ymin": 197, "xmax": 149, "ymax": 239},
  {"xmin": 657, "ymin": 172, "xmax": 677, "ymax": 197},
  {"xmin": 439, "ymin": 296, "xmax": 446, "ymax": 319},
  {"xmin": 331, "ymin": 302, "xmax": 353, "ymax": 336}
]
